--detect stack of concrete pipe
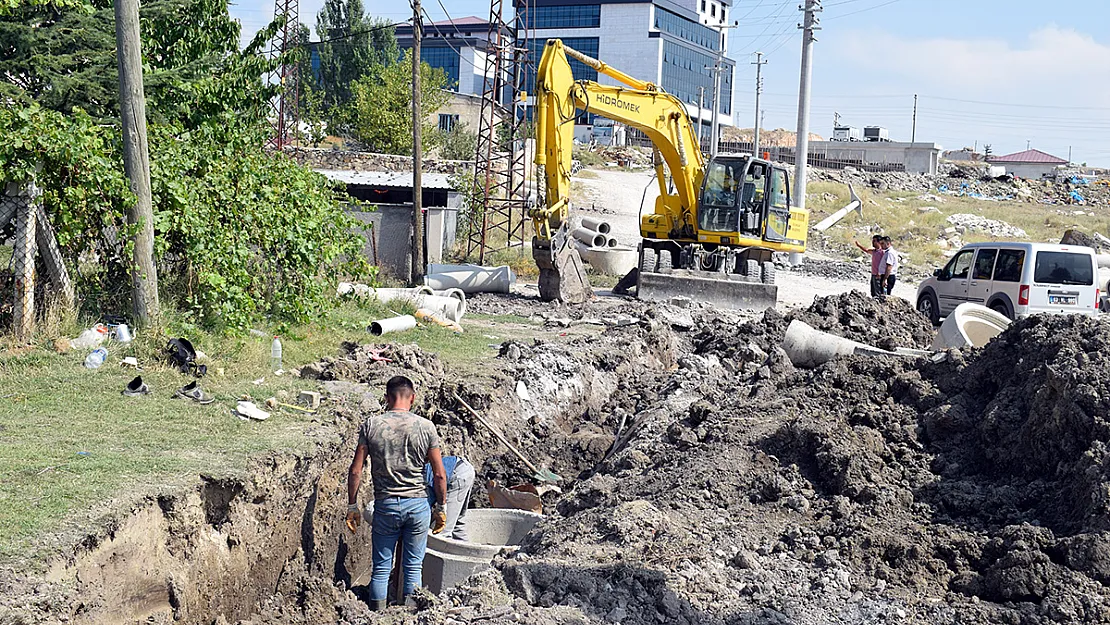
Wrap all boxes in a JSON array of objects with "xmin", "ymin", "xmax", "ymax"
[
  {"xmin": 368, "ymin": 287, "xmax": 466, "ymax": 323},
  {"xmin": 423, "ymin": 263, "xmax": 516, "ymax": 295},
  {"xmin": 572, "ymin": 217, "xmax": 618, "ymax": 249}
]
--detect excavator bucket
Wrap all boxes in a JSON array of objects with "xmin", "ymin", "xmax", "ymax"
[
  {"xmin": 638, "ymin": 269, "xmax": 778, "ymax": 310},
  {"xmin": 534, "ymin": 227, "xmax": 592, "ymax": 304}
]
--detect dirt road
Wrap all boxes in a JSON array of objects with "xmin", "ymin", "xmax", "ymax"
[{"xmin": 572, "ymin": 167, "xmax": 919, "ymax": 309}]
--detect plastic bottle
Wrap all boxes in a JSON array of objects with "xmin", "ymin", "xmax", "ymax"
[
  {"xmin": 271, "ymin": 336, "xmax": 283, "ymax": 372},
  {"xmin": 84, "ymin": 347, "xmax": 108, "ymax": 369}
]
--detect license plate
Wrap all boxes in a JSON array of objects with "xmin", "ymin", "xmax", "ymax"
[{"xmin": 1049, "ymin": 295, "xmax": 1077, "ymax": 305}]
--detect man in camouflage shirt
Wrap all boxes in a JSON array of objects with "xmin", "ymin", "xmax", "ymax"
[{"xmin": 346, "ymin": 375, "xmax": 447, "ymax": 610}]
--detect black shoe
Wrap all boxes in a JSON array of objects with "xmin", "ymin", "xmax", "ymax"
[
  {"xmin": 122, "ymin": 376, "xmax": 150, "ymax": 397},
  {"xmin": 175, "ymin": 381, "xmax": 214, "ymax": 405},
  {"xmin": 369, "ymin": 599, "xmax": 387, "ymax": 612}
]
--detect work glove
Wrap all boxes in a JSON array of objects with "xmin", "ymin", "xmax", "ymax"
[
  {"xmin": 431, "ymin": 504, "xmax": 446, "ymax": 534},
  {"xmin": 346, "ymin": 504, "xmax": 360, "ymax": 533}
]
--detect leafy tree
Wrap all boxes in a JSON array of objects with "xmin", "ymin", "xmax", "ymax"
[
  {"xmin": 0, "ymin": 0, "xmax": 279, "ymax": 125},
  {"xmin": 314, "ymin": 0, "xmax": 396, "ymax": 112},
  {"xmin": 438, "ymin": 121, "xmax": 476, "ymax": 161},
  {"xmin": 346, "ymin": 50, "xmax": 449, "ymax": 154}
]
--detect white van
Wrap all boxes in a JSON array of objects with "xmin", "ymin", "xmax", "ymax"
[{"xmin": 915, "ymin": 242, "xmax": 1099, "ymax": 323}]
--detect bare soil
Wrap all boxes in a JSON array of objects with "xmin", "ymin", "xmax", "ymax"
[{"xmin": 5, "ymin": 294, "xmax": 1110, "ymax": 625}]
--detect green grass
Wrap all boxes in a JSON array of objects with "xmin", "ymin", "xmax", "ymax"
[
  {"xmin": 804, "ymin": 181, "xmax": 1110, "ymax": 274},
  {"xmin": 0, "ymin": 298, "xmax": 539, "ymax": 567}
]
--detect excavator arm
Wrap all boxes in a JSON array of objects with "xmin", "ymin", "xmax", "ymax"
[{"xmin": 531, "ymin": 39, "xmax": 705, "ymax": 302}]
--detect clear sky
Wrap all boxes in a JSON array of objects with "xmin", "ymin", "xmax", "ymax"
[{"xmin": 229, "ymin": 0, "xmax": 1110, "ymax": 165}]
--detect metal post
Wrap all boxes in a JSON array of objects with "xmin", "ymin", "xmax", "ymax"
[
  {"xmin": 115, "ymin": 0, "xmax": 160, "ymax": 326},
  {"xmin": 13, "ymin": 185, "xmax": 37, "ymax": 341},
  {"xmin": 710, "ymin": 57, "xmax": 722, "ymax": 157},
  {"xmin": 752, "ymin": 51, "xmax": 766, "ymax": 156},
  {"xmin": 792, "ymin": 0, "xmax": 821, "ymax": 211},
  {"xmin": 410, "ymin": 0, "xmax": 425, "ymax": 284},
  {"xmin": 697, "ymin": 86, "xmax": 705, "ymax": 152},
  {"xmin": 911, "ymin": 93, "xmax": 917, "ymax": 143}
]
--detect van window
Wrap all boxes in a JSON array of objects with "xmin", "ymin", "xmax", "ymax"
[
  {"xmin": 993, "ymin": 249, "xmax": 1025, "ymax": 282},
  {"xmin": 944, "ymin": 250, "xmax": 973, "ymax": 280},
  {"xmin": 973, "ymin": 249, "xmax": 997, "ymax": 280},
  {"xmin": 1034, "ymin": 251, "xmax": 1094, "ymax": 285}
]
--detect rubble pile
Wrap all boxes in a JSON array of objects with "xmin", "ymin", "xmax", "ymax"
[{"xmin": 945, "ymin": 213, "xmax": 1029, "ymax": 238}]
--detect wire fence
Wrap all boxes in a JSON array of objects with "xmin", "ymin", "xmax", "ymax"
[{"xmin": 2, "ymin": 178, "xmax": 73, "ymax": 341}]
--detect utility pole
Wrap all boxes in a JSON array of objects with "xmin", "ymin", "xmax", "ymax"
[
  {"xmin": 114, "ymin": 0, "xmax": 159, "ymax": 326},
  {"xmin": 697, "ymin": 86, "xmax": 705, "ymax": 152},
  {"xmin": 752, "ymin": 51, "xmax": 767, "ymax": 156},
  {"xmin": 410, "ymin": 0, "xmax": 425, "ymax": 284},
  {"xmin": 833, "ymin": 111, "xmax": 840, "ymax": 127},
  {"xmin": 1027, "ymin": 139, "xmax": 1031, "ymax": 150},
  {"xmin": 792, "ymin": 0, "xmax": 821, "ymax": 212},
  {"xmin": 707, "ymin": 21, "xmax": 737, "ymax": 157},
  {"xmin": 911, "ymin": 94, "xmax": 917, "ymax": 143}
]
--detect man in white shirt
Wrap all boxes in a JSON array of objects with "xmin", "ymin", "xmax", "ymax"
[{"xmin": 879, "ymin": 236, "xmax": 899, "ymax": 295}]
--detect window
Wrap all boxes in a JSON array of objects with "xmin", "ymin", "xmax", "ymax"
[
  {"xmin": 1034, "ymin": 251, "xmax": 1094, "ymax": 285},
  {"xmin": 993, "ymin": 249, "xmax": 1025, "ymax": 282},
  {"xmin": 523, "ymin": 37, "xmax": 599, "ymax": 94},
  {"xmin": 701, "ymin": 0, "xmax": 706, "ymax": 10},
  {"xmin": 944, "ymin": 250, "xmax": 974, "ymax": 280},
  {"xmin": 710, "ymin": 3, "xmax": 716, "ymax": 17},
  {"xmin": 722, "ymin": 7, "xmax": 727, "ymax": 23},
  {"xmin": 654, "ymin": 7, "xmax": 721, "ymax": 52},
  {"xmin": 523, "ymin": 5, "xmax": 600, "ymax": 29},
  {"xmin": 661, "ymin": 41, "xmax": 732, "ymax": 114},
  {"xmin": 399, "ymin": 45, "xmax": 460, "ymax": 90},
  {"xmin": 769, "ymin": 169, "xmax": 788, "ymax": 210},
  {"xmin": 438, "ymin": 114, "xmax": 459, "ymax": 132},
  {"xmin": 972, "ymin": 249, "xmax": 997, "ymax": 280}
]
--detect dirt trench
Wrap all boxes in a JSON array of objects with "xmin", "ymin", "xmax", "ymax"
[{"xmin": 12, "ymin": 292, "xmax": 1110, "ymax": 625}]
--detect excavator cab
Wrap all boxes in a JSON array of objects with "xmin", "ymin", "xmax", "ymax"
[{"xmin": 697, "ymin": 155, "xmax": 785, "ymax": 240}]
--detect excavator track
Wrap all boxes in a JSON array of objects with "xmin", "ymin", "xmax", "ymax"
[{"xmin": 635, "ymin": 244, "xmax": 779, "ymax": 311}]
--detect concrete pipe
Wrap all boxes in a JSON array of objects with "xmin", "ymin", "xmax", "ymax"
[
  {"xmin": 782, "ymin": 319, "xmax": 905, "ymax": 368},
  {"xmin": 1096, "ymin": 254, "xmax": 1110, "ymax": 269},
  {"xmin": 414, "ymin": 285, "xmax": 435, "ymax": 296},
  {"xmin": 422, "ymin": 509, "xmax": 543, "ymax": 594},
  {"xmin": 931, "ymin": 303, "xmax": 1010, "ymax": 350},
  {"xmin": 571, "ymin": 227, "xmax": 607, "ymax": 248},
  {"xmin": 368, "ymin": 315, "xmax": 416, "ymax": 336},
  {"xmin": 371, "ymin": 287, "xmax": 422, "ymax": 303},
  {"xmin": 582, "ymin": 246, "xmax": 638, "ymax": 276},
  {"xmin": 414, "ymin": 294, "xmax": 465, "ymax": 322},
  {"xmin": 580, "ymin": 217, "xmax": 611, "ymax": 235},
  {"xmin": 424, "ymin": 267, "xmax": 515, "ymax": 294},
  {"xmin": 606, "ymin": 237, "xmax": 618, "ymax": 248}
]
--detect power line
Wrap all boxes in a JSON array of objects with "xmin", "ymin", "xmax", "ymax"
[{"xmin": 825, "ymin": 0, "xmax": 904, "ymax": 20}]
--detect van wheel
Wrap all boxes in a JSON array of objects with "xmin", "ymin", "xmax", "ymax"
[
  {"xmin": 917, "ymin": 293, "xmax": 940, "ymax": 325},
  {"xmin": 990, "ymin": 302, "xmax": 1013, "ymax": 320}
]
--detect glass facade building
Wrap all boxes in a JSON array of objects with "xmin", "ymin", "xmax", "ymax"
[
  {"xmin": 661, "ymin": 41, "xmax": 731, "ymax": 115},
  {"xmin": 527, "ymin": 4, "xmax": 601, "ymax": 29},
  {"xmin": 654, "ymin": 7, "xmax": 720, "ymax": 52},
  {"xmin": 417, "ymin": 46, "xmax": 461, "ymax": 90}
]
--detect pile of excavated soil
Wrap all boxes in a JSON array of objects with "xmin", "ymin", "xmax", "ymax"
[{"xmin": 14, "ymin": 295, "xmax": 1110, "ymax": 625}]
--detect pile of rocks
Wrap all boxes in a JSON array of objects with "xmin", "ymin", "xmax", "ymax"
[{"xmin": 946, "ymin": 213, "xmax": 1028, "ymax": 238}]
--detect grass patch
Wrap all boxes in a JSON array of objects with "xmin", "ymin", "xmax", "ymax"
[
  {"xmin": 0, "ymin": 297, "xmax": 539, "ymax": 566},
  {"xmin": 573, "ymin": 169, "xmax": 600, "ymax": 180},
  {"xmin": 804, "ymin": 181, "xmax": 1110, "ymax": 274}
]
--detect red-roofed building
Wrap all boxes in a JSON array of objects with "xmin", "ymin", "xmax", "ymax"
[{"xmin": 989, "ymin": 149, "xmax": 1068, "ymax": 179}]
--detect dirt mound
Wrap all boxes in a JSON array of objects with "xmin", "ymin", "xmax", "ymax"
[{"xmin": 788, "ymin": 290, "xmax": 936, "ymax": 350}]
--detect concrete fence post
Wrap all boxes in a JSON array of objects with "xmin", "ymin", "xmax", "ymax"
[{"xmin": 12, "ymin": 182, "xmax": 38, "ymax": 341}]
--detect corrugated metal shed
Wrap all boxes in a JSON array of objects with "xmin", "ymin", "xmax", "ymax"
[{"xmin": 315, "ymin": 169, "xmax": 456, "ymax": 190}]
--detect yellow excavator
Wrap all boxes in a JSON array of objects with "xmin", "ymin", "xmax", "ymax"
[{"xmin": 531, "ymin": 39, "xmax": 810, "ymax": 308}]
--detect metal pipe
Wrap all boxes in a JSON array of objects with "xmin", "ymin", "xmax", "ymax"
[{"xmin": 368, "ymin": 315, "xmax": 417, "ymax": 336}]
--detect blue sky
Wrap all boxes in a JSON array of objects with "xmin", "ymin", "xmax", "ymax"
[{"xmin": 230, "ymin": 0, "xmax": 1110, "ymax": 165}]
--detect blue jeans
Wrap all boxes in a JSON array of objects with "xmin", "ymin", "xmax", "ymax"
[{"xmin": 371, "ymin": 497, "xmax": 431, "ymax": 601}]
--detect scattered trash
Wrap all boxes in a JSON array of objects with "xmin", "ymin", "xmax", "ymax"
[
  {"xmin": 415, "ymin": 308, "xmax": 463, "ymax": 333},
  {"xmin": 233, "ymin": 400, "xmax": 270, "ymax": 421},
  {"xmin": 251, "ymin": 377, "xmax": 265, "ymax": 385},
  {"xmin": 263, "ymin": 397, "xmax": 316, "ymax": 414},
  {"xmin": 121, "ymin": 376, "xmax": 150, "ymax": 397},
  {"xmin": 83, "ymin": 347, "xmax": 108, "ymax": 369},
  {"xmin": 515, "ymin": 380, "xmax": 531, "ymax": 402},
  {"xmin": 70, "ymin": 324, "xmax": 109, "ymax": 350},
  {"xmin": 119, "ymin": 356, "xmax": 140, "ymax": 369},
  {"xmin": 113, "ymin": 324, "xmax": 133, "ymax": 344},
  {"xmin": 165, "ymin": 338, "xmax": 206, "ymax": 376},
  {"xmin": 298, "ymin": 391, "xmax": 321, "ymax": 409},
  {"xmin": 270, "ymin": 336, "xmax": 282, "ymax": 372},
  {"xmin": 175, "ymin": 381, "xmax": 214, "ymax": 405}
]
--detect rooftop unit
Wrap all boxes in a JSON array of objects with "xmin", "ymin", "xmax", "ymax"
[
  {"xmin": 863, "ymin": 126, "xmax": 890, "ymax": 142},
  {"xmin": 832, "ymin": 125, "xmax": 862, "ymax": 142}
]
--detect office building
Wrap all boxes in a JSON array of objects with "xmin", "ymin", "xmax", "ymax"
[
  {"xmin": 396, "ymin": 17, "xmax": 511, "ymax": 96},
  {"xmin": 516, "ymin": 0, "xmax": 735, "ymax": 139}
]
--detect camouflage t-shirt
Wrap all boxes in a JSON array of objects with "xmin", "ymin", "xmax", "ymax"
[{"xmin": 358, "ymin": 410, "xmax": 442, "ymax": 500}]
